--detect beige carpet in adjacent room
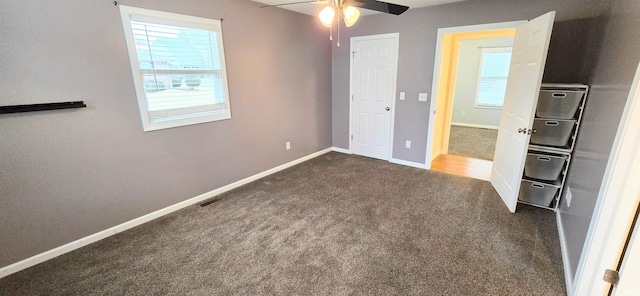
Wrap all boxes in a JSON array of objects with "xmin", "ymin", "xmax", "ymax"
[{"xmin": 448, "ymin": 125, "xmax": 499, "ymax": 160}]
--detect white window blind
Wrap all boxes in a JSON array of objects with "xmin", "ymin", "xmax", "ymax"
[
  {"xmin": 119, "ymin": 6, "xmax": 231, "ymax": 131},
  {"xmin": 475, "ymin": 47, "xmax": 512, "ymax": 108}
]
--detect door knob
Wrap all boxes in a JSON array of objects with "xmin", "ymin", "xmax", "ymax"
[
  {"xmin": 385, "ymin": 107, "xmax": 391, "ymax": 111},
  {"xmin": 518, "ymin": 128, "xmax": 533, "ymax": 135}
]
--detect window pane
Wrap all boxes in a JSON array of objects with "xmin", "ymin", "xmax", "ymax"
[
  {"xmin": 476, "ymin": 48, "xmax": 512, "ymax": 107},
  {"xmin": 478, "ymin": 78, "xmax": 508, "ymax": 106},
  {"xmin": 143, "ymin": 74, "xmax": 225, "ymax": 111},
  {"xmin": 131, "ymin": 21, "xmax": 221, "ymax": 71},
  {"xmin": 480, "ymin": 52, "xmax": 511, "ymax": 78},
  {"xmin": 151, "ymin": 109, "xmax": 227, "ymax": 124}
]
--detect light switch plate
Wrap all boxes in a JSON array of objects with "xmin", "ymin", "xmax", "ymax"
[
  {"xmin": 400, "ymin": 92, "xmax": 405, "ymax": 100},
  {"xmin": 405, "ymin": 140, "xmax": 411, "ymax": 148},
  {"xmin": 419, "ymin": 93, "xmax": 428, "ymax": 102}
]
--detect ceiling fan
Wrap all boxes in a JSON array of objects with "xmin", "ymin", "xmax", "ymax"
[{"xmin": 260, "ymin": 0, "xmax": 409, "ymax": 46}]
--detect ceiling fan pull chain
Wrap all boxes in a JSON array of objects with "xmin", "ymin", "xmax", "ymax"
[
  {"xmin": 337, "ymin": 10, "xmax": 340, "ymax": 47},
  {"xmin": 330, "ymin": 19, "xmax": 333, "ymax": 40}
]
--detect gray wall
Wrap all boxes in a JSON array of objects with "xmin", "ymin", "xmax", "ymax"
[
  {"xmin": 0, "ymin": 0, "xmax": 332, "ymax": 267},
  {"xmin": 451, "ymin": 38, "xmax": 514, "ymax": 128},
  {"xmin": 332, "ymin": 0, "xmax": 609, "ymax": 164},
  {"xmin": 559, "ymin": 0, "xmax": 640, "ymax": 282},
  {"xmin": 542, "ymin": 17, "xmax": 604, "ymax": 84}
]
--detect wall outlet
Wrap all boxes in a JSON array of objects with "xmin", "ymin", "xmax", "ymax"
[
  {"xmin": 405, "ymin": 140, "xmax": 411, "ymax": 148},
  {"xmin": 461, "ymin": 110, "xmax": 466, "ymax": 116},
  {"xmin": 286, "ymin": 141, "xmax": 291, "ymax": 150},
  {"xmin": 418, "ymin": 93, "xmax": 428, "ymax": 102},
  {"xmin": 566, "ymin": 187, "xmax": 572, "ymax": 207},
  {"xmin": 400, "ymin": 92, "xmax": 405, "ymax": 100}
]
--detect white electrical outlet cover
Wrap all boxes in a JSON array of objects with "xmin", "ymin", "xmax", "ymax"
[
  {"xmin": 418, "ymin": 93, "xmax": 428, "ymax": 102},
  {"xmin": 400, "ymin": 92, "xmax": 405, "ymax": 100}
]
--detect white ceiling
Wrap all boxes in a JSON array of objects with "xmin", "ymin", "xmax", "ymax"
[{"xmin": 253, "ymin": 0, "xmax": 466, "ymax": 16}]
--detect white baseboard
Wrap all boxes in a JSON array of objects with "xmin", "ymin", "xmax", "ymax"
[
  {"xmin": 331, "ymin": 147, "xmax": 351, "ymax": 154},
  {"xmin": 556, "ymin": 210, "xmax": 574, "ymax": 295},
  {"xmin": 389, "ymin": 158, "xmax": 427, "ymax": 169},
  {"xmin": 0, "ymin": 147, "xmax": 333, "ymax": 279},
  {"xmin": 332, "ymin": 146, "xmax": 425, "ymax": 170},
  {"xmin": 451, "ymin": 122, "xmax": 499, "ymax": 130}
]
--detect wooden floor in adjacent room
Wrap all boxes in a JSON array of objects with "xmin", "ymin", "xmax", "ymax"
[{"xmin": 431, "ymin": 154, "xmax": 493, "ymax": 181}]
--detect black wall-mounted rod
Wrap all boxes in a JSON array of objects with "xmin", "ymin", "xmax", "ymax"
[{"xmin": 0, "ymin": 101, "xmax": 86, "ymax": 114}]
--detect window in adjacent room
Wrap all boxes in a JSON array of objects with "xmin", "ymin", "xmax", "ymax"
[
  {"xmin": 475, "ymin": 47, "xmax": 512, "ymax": 109},
  {"xmin": 119, "ymin": 5, "xmax": 231, "ymax": 131}
]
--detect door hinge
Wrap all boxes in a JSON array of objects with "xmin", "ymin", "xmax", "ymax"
[
  {"xmin": 603, "ymin": 269, "xmax": 619, "ymax": 286},
  {"xmin": 351, "ymin": 135, "xmax": 353, "ymax": 140},
  {"xmin": 352, "ymin": 51, "xmax": 356, "ymax": 59},
  {"xmin": 352, "ymin": 95, "xmax": 354, "ymax": 101}
]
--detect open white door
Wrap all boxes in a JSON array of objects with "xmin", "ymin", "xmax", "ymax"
[{"xmin": 490, "ymin": 11, "xmax": 556, "ymax": 213}]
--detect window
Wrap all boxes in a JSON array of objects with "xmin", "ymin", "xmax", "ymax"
[
  {"xmin": 475, "ymin": 47, "xmax": 512, "ymax": 108},
  {"xmin": 119, "ymin": 6, "xmax": 231, "ymax": 131}
]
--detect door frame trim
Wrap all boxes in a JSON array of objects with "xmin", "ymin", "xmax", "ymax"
[
  {"xmin": 348, "ymin": 33, "xmax": 400, "ymax": 160},
  {"xmin": 424, "ymin": 21, "xmax": 526, "ymax": 169},
  {"xmin": 572, "ymin": 62, "xmax": 640, "ymax": 295}
]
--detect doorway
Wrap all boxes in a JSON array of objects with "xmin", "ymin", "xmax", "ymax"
[
  {"xmin": 349, "ymin": 33, "xmax": 399, "ymax": 160},
  {"xmin": 425, "ymin": 22, "xmax": 524, "ymax": 180}
]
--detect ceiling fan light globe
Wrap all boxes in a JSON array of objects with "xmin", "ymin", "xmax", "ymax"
[
  {"xmin": 319, "ymin": 6, "xmax": 335, "ymax": 28},
  {"xmin": 343, "ymin": 6, "xmax": 360, "ymax": 27}
]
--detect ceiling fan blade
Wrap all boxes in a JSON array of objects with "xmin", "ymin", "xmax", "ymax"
[
  {"xmin": 259, "ymin": 0, "xmax": 329, "ymax": 8},
  {"xmin": 350, "ymin": 0, "xmax": 409, "ymax": 15}
]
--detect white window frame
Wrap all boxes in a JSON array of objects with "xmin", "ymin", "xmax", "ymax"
[
  {"xmin": 474, "ymin": 47, "xmax": 512, "ymax": 109},
  {"xmin": 119, "ymin": 5, "xmax": 231, "ymax": 131}
]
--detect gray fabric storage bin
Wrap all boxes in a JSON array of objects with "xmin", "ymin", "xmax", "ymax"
[
  {"xmin": 518, "ymin": 180, "xmax": 559, "ymax": 207},
  {"xmin": 530, "ymin": 119, "xmax": 576, "ymax": 147},
  {"xmin": 536, "ymin": 90, "xmax": 584, "ymax": 119},
  {"xmin": 524, "ymin": 153, "xmax": 567, "ymax": 181}
]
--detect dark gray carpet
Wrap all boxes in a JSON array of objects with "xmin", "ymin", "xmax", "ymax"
[
  {"xmin": 0, "ymin": 152, "xmax": 565, "ymax": 295},
  {"xmin": 448, "ymin": 125, "xmax": 498, "ymax": 160}
]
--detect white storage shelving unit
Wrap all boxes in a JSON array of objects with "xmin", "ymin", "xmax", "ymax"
[{"xmin": 518, "ymin": 83, "xmax": 589, "ymax": 211}]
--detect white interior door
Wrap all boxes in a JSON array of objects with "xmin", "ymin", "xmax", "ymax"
[
  {"xmin": 613, "ymin": 205, "xmax": 640, "ymax": 296},
  {"xmin": 572, "ymin": 62, "xmax": 640, "ymax": 295},
  {"xmin": 350, "ymin": 34, "xmax": 399, "ymax": 160},
  {"xmin": 603, "ymin": 63, "xmax": 640, "ymax": 295},
  {"xmin": 607, "ymin": 112, "xmax": 640, "ymax": 295},
  {"xmin": 490, "ymin": 11, "xmax": 556, "ymax": 213}
]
